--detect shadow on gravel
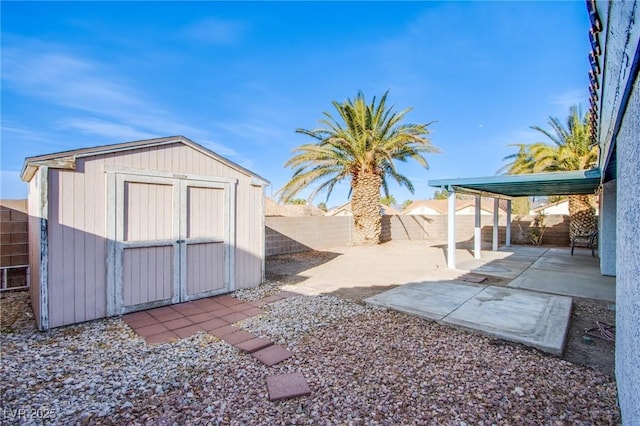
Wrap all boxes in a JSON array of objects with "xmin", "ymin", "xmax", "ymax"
[
  {"xmin": 265, "ymin": 250, "xmax": 342, "ymax": 285},
  {"xmin": 325, "ymin": 284, "xmax": 401, "ymax": 304}
]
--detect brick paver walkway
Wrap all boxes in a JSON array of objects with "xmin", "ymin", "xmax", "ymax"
[{"xmin": 122, "ymin": 290, "xmax": 309, "ymax": 400}]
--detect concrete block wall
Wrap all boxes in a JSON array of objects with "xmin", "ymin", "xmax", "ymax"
[
  {"xmin": 0, "ymin": 199, "xmax": 29, "ymax": 288},
  {"xmin": 488, "ymin": 215, "xmax": 571, "ymax": 246},
  {"xmin": 381, "ymin": 215, "xmax": 435, "ymax": 241},
  {"xmin": 267, "ymin": 214, "xmax": 571, "ymax": 256},
  {"xmin": 265, "ymin": 216, "xmax": 352, "ymax": 256}
]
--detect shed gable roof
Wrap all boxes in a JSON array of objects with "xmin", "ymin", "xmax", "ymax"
[{"xmin": 20, "ymin": 135, "xmax": 270, "ymax": 185}]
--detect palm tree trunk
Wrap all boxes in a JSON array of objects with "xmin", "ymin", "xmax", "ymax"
[
  {"xmin": 568, "ymin": 194, "xmax": 597, "ymax": 240},
  {"xmin": 351, "ymin": 172, "xmax": 382, "ymax": 245}
]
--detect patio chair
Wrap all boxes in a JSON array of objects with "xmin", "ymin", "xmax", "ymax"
[{"xmin": 571, "ymin": 229, "xmax": 598, "ymax": 257}]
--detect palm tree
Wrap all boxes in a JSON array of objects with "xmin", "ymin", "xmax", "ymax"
[
  {"xmin": 279, "ymin": 91, "xmax": 440, "ymax": 244},
  {"xmin": 502, "ymin": 105, "xmax": 598, "ymax": 240}
]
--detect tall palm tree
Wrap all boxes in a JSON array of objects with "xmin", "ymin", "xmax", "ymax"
[
  {"xmin": 502, "ymin": 105, "xmax": 598, "ymax": 240},
  {"xmin": 279, "ymin": 91, "xmax": 440, "ymax": 244}
]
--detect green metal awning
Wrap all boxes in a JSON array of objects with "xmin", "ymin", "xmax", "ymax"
[{"xmin": 428, "ymin": 169, "xmax": 601, "ymax": 198}]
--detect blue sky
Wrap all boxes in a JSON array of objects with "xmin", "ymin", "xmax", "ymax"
[{"xmin": 1, "ymin": 1, "xmax": 590, "ymax": 206}]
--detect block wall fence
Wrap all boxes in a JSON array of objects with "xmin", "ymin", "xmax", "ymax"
[
  {"xmin": 0, "ymin": 200, "xmax": 29, "ymax": 289},
  {"xmin": 0, "ymin": 201, "xmax": 572, "ymax": 267},
  {"xmin": 266, "ymin": 214, "xmax": 571, "ymax": 256}
]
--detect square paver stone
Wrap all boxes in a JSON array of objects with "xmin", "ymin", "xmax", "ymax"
[
  {"xmin": 461, "ymin": 273, "xmax": 487, "ymax": 284},
  {"xmin": 242, "ymin": 307, "xmax": 265, "ymax": 317},
  {"xmin": 192, "ymin": 299, "xmax": 226, "ymax": 311},
  {"xmin": 229, "ymin": 302, "xmax": 255, "ymax": 312},
  {"xmin": 123, "ymin": 311, "xmax": 154, "ymax": 322},
  {"xmin": 174, "ymin": 324, "xmax": 205, "ymax": 339},
  {"xmin": 252, "ymin": 345, "xmax": 293, "ymax": 366},
  {"xmin": 145, "ymin": 331, "xmax": 178, "ymax": 345},
  {"xmin": 266, "ymin": 373, "xmax": 311, "ymax": 401},
  {"xmin": 213, "ymin": 295, "xmax": 244, "ymax": 306},
  {"xmin": 163, "ymin": 317, "xmax": 194, "ymax": 331},
  {"xmin": 135, "ymin": 323, "xmax": 169, "ymax": 337},
  {"xmin": 235, "ymin": 338, "xmax": 273, "ymax": 354},
  {"xmin": 123, "ymin": 313, "xmax": 158, "ymax": 329},
  {"xmin": 222, "ymin": 312, "xmax": 249, "ymax": 324},
  {"xmin": 187, "ymin": 312, "xmax": 215, "ymax": 324},
  {"xmin": 172, "ymin": 303, "xmax": 206, "ymax": 316},
  {"xmin": 147, "ymin": 307, "xmax": 183, "ymax": 322},
  {"xmin": 199, "ymin": 318, "xmax": 230, "ymax": 331},
  {"xmin": 208, "ymin": 325, "xmax": 239, "ymax": 338},
  {"xmin": 222, "ymin": 330, "xmax": 255, "ymax": 345}
]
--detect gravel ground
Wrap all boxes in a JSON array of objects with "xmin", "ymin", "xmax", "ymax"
[
  {"xmin": 237, "ymin": 295, "xmax": 374, "ymax": 345},
  {"xmin": 1, "ymin": 290, "xmax": 620, "ymax": 425}
]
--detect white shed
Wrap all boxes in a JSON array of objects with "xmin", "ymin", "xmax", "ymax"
[{"xmin": 21, "ymin": 136, "xmax": 269, "ymax": 330}]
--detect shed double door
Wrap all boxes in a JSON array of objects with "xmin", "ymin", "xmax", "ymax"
[{"xmin": 113, "ymin": 174, "xmax": 233, "ymax": 314}]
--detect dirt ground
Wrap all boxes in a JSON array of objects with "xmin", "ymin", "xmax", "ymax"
[{"xmin": 266, "ymin": 249, "xmax": 616, "ymax": 377}]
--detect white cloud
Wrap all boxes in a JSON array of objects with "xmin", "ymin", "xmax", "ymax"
[
  {"xmin": 60, "ymin": 118, "xmax": 158, "ymax": 141},
  {"xmin": 2, "ymin": 38, "xmax": 239, "ymax": 158},
  {"xmin": 1, "ymin": 125, "xmax": 52, "ymax": 144},
  {"xmin": 2, "ymin": 48, "xmax": 145, "ymax": 113}
]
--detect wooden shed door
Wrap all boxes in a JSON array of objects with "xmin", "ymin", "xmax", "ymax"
[
  {"xmin": 116, "ymin": 175, "xmax": 181, "ymax": 312},
  {"xmin": 180, "ymin": 181, "xmax": 230, "ymax": 301},
  {"xmin": 112, "ymin": 174, "xmax": 232, "ymax": 314}
]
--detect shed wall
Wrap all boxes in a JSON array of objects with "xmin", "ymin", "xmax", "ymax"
[
  {"xmin": 45, "ymin": 143, "xmax": 263, "ymax": 328},
  {"xmin": 28, "ymin": 175, "xmax": 42, "ymax": 328}
]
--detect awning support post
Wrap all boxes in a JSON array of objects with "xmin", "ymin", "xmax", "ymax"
[
  {"xmin": 492, "ymin": 198, "xmax": 499, "ymax": 251},
  {"xmin": 506, "ymin": 199, "xmax": 512, "ymax": 247},
  {"xmin": 474, "ymin": 195, "xmax": 481, "ymax": 258},
  {"xmin": 447, "ymin": 187, "xmax": 456, "ymax": 269}
]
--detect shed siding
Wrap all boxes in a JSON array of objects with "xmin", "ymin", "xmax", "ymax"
[
  {"xmin": 45, "ymin": 142, "xmax": 263, "ymax": 327},
  {"xmin": 28, "ymin": 175, "xmax": 42, "ymax": 328}
]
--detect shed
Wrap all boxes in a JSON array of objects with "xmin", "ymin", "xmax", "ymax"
[{"xmin": 20, "ymin": 136, "xmax": 269, "ymax": 330}]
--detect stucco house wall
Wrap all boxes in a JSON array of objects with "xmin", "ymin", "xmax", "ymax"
[
  {"xmin": 594, "ymin": 0, "xmax": 639, "ymax": 421},
  {"xmin": 615, "ymin": 77, "xmax": 639, "ymax": 423}
]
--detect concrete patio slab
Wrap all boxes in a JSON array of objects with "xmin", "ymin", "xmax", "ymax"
[
  {"xmin": 365, "ymin": 283, "xmax": 572, "ymax": 355},
  {"xmin": 457, "ymin": 257, "xmax": 533, "ymax": 279},
  {"xmin": 508, "ymin": 268, "xmax": 615, "ymax": 301},
  {"xmin": 498, "ymin": 246, "xmax": 548, "ymax": 256},
  {"xmin": 366, "ymin": 281, "xmax": 485, "ymax": 320},
  {"xmin": 529, "ymin": 255, "xmax": 601, "ymax": 273},
  {"xmin": 443, "ymin": 286, "xmax": 573, "ymax": 355}
]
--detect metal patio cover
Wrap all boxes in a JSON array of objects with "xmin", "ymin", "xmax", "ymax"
[{"xmin": 428, "ymin": 169, "xmax": 601, "ymax": 198}]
